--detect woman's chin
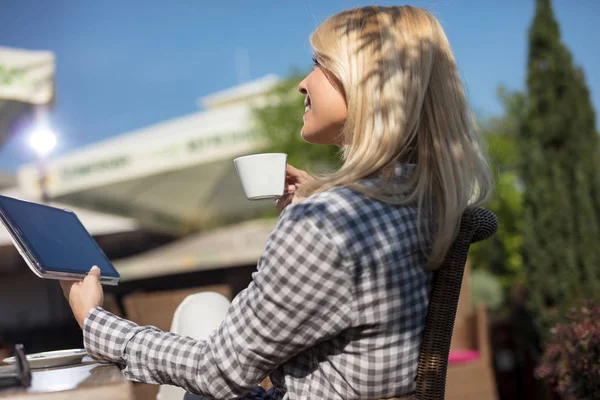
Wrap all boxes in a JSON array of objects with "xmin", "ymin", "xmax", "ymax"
[
  {"xmin": 301, "ymin": 129, "xmax": 319, "ymax": 144},
  {"xmin": 300, "ymin": 128, "xmax": 311, "ymax": 142},
  {"xmin": 301, "ymin": 124, "xmax": 343, "ymax": 145}
]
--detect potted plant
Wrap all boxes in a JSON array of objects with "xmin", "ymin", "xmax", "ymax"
[{"xmin": 535, "ymin": 300, "xmax": 600, "ymax": 399}]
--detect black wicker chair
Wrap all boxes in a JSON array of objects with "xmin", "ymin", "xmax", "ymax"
[{"xmin": 410, "ymin": 207, "xmax": 498, "ymax": 400}]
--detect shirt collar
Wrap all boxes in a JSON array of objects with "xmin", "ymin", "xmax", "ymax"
[{"xmin": 393, "ymin": 163, "xmax": 417, "ymax": 181}]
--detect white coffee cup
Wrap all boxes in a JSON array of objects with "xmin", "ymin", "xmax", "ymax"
[{"xmin": 234, "ymin": 153, "xmax": 287, "ymax": 200}]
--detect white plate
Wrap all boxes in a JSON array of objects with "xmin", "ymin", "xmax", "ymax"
[{"xmin": 2, "ymin": 348, "xmax": 87, "ymax": 369}]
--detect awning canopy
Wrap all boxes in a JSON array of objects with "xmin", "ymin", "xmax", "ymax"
[
  {"xmin": 114, "ymin": 218, "xmax": 277, "ymax": 282},
  {"xmin": 0, "ymin": 46, "xmax": 55, "ymax": 146},
  {"xmin": 0, "ymin": 172, "xmax": 15, "ymax": 190},
  {"xmin": 16, "ymin": 75, "xmax": 280, "ymax": 234}
]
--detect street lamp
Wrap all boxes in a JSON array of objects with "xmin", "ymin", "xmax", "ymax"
[{"xmin": 28, "ymin": 125, "xmax": 57, "ymax": 202}]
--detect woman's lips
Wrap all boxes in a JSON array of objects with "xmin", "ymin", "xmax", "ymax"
[{"xmin": 304, "ymin": 96, "xmax": 311, "ymax": 113}]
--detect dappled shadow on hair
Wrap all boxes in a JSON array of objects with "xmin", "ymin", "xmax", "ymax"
[{"xmin": 327, "ymin": 5, "xmax": 473, "ymax": 177}]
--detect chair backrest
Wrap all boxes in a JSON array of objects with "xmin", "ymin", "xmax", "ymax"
[
  {"xmin": 157, "ymin": 292, "xmax": 232, "ymax": 400},
  {"xmin": 413, "ymin": 208, "xmax": 498, "ymax": 400},
  {"xmin": 449, "ymin": 260, "xmax": 472, "ymax": 351},
  {"xmin": 122, "ymin": 284, "xmax": 232, "ymax": 331}
]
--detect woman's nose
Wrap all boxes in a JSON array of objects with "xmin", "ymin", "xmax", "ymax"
[{"xmin": 298, "ymin": 77, "xmax": 308, "ymax": 94}]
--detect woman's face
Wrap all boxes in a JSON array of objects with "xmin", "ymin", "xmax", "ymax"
[{"xmin": 298, "ymin": 62, "xmax": 347, "ymax": 146}]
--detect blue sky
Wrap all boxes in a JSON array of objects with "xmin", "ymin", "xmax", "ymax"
[{"xmin": 0, "ymin": 0, "xmax": 598, "ymax": 173}]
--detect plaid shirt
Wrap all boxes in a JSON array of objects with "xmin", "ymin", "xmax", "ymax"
[{"xmin": 84, "ymin": 164, "xmax": 433, "ymax": 400}]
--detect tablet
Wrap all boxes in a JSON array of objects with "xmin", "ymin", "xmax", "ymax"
[{"xmin": 0, "ymin": 195, "xmax": 119, "ymax": 285}]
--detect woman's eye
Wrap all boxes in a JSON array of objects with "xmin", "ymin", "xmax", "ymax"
[{"xmin": 312, "ymin": 57, "xmax": 319, "ymax": 66}]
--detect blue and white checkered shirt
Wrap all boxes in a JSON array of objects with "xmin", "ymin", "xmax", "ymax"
[{"xmin": 83, "ymin": 164, "xmax": 433, "ymax": 400}]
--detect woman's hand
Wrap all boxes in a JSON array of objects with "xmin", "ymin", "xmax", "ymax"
[
  {"xmin": 275, "ymin": 164, "xmax": 314, "ymax": 212},
  {"xmin": 60, "ymin": 266, "xmax": 104, "ymax": 329}
]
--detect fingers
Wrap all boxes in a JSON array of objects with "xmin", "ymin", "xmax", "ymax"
[
  {"xmin": 275, "ymin": 198, "xmax": 287, "ymax": 213},
  {"xmin": 84, "ymin": 265, "xmax": 101, "ymax": 286},
  {"xmin": 60, "ymin": 280, "xmax": 84, "ymax": 304},
  {"xmin": 285, "ymin": 165, "xmax": 303, "ymax": 184},
  {"xmin": 285, "ymin": 164, "xmax": 301, "ymax": 175},
  {"xmin": 59, "ymin": 280, "xmax": 69, "ymax": 292},
  {"xmin": 279, "ymin": 164, "xmax": 313, "ymax": 213},
  {"xmin": 275, "ymin": 193, "xmax": 293, "ymax": 213},
  {"xmin": 60, "ymin": 280, "xmax": 73, "ymax": 297},
  {"xmin": 285, "ymin": 164, "xmax": 313, "ymax": 185},
  {"xmin": 88, "ymin": 265, "xmax": 100, "ymax": 276}
]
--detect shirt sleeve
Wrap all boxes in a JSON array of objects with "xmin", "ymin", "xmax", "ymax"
[{"xmin": 83, "ymin": 201, "xmax": 353, "ymax": 399}]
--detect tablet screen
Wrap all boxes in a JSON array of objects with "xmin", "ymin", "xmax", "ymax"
[{"xmin": 0, "ymin": 196, "xmax": 119, "ymax": 278}]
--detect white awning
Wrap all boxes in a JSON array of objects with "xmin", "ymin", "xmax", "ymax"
[
  {"xmin": 114, "ymin": 218, "xmax": 277, "ymax": 282},
  {"xmin": 0, "ymin": 172, "xmax": 15, "ymax": 189},
  {"xmin": 16, "ymin": 75, "xmax": 281, "ymax": 234}
]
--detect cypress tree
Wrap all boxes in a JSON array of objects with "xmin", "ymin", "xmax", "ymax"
[{"xmin": 520, "ymin": 0, "xmax": 600, "ymax": 339}]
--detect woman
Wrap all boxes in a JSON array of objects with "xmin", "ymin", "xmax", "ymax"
[{"xmin": 62, "ymin": 5, "xmax": 492, "ymax": 400}]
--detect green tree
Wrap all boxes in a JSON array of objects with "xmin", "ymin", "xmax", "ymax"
[
  {"xmin": 519, "ymin": 0, "xmax": 600, "ymax": 339},
  {"xmin": 252, "ymin": 72, "xmax": 342, "ymax": 172},
  {"xmin": 470, "ymin": 88, "xmax": 526, "ymax": 296}
]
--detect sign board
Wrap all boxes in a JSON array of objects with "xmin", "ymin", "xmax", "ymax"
[{"xmin": 0, "ymin": 47, "xmax": 55, "ymax": 105}]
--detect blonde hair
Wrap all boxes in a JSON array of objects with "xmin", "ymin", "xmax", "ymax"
[{"xmin": 301, "ymin": 6, "xmax": 493, "ymax": 270}]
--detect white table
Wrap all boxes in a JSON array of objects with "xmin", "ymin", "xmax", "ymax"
[{"xmin": 0, "ymin": 358, "xmax": 133, "ymax": 400}]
